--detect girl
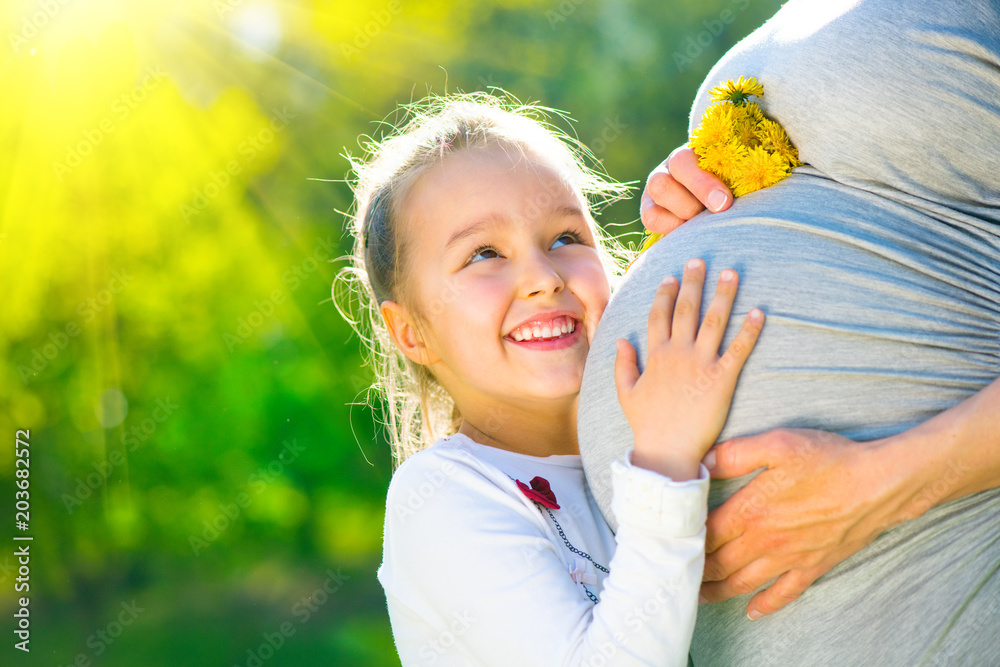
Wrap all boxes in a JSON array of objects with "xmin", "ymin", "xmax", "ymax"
[{"xmin": 338, "ymin": 92, "xmax": 764, "ymax": 666}]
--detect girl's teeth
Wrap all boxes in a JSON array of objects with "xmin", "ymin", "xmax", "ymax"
[{"xmin": 509, "ymin": 317, "xmax": 579, "ymax": 342}]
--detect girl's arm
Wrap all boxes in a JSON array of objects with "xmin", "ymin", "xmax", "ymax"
[
  {"xmin": 380, "ymin": 263, "xmax": 763, "ymax": 666},
  {"xmin": 700, "ymin": 376, "xmax": 1000, "ymax": 619},
  {"xmin": 379, "ymin": 444, "xmax": 710, "ymax": 667}
]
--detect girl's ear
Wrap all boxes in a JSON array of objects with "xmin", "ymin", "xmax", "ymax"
[{"xmin": 380, "ymin": 301, "xmax": 440, "ymax": 366}]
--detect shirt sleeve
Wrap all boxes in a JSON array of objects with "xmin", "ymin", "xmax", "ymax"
[{"xmin": 378, "ymin": 448, "xmax": 709, "ymax": 667}]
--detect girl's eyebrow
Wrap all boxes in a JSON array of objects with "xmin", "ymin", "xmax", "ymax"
[
  {"xmin": 552, "ymin": 205, "xmax": 587, "ymax": 221},
  {"xmin": 444, "ymin": 205, "xmax": 587, "ymax": 252},
  {"xmin": 444, "ymin": 213, "xmax": 510, "ymax": 252}
]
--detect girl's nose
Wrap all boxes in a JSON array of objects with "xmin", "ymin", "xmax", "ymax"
[{"xmin": 521, "ymin": 251, "xmax": 565, "ymax": 298}]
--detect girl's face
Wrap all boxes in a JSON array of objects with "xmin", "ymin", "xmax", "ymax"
[{"xmin": 383, "ymin": 145, "xmax": 612, "ymax": 414}]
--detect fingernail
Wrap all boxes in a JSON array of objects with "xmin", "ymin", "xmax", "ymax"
[
  {"xmin": 640, "ymin": 194, "xmax": 654, "ymax": 213},
  {"xmin": 747, "ymin": 609, "xmax": 763, "ymax": 620},
  {"xmin": 698, "ymin": 594, "xmax": 708, "ymax": 604},
  {"xmin": 702, "ymin": 449, "xmax": 716, "ymax": 470},
  {"xmin": 659, "ymin": 275, "xmax": 676, "ymax": 287},
  {"xmin": 720, "ymin": 269, "xmax": 736, "ymax": 282},
  {"xmin": 707, "ymin": 189, "xmax": 728, "ymax": 212},
  {"xmin": 749, "ymin": 308, "xmax": 763, "ymax": 322},
  {"xmin": 686, "ymin": 258, "xmax": 702, "ymax": 270}
]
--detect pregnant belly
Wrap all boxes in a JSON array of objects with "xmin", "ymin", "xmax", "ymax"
[
  {"xmin": 581, "ymin": 170, "xmax": 1000, "ymax": 664},
  {"xmin": 626, "ymin": 170, "xmax": 1000, "ymax": 484}
]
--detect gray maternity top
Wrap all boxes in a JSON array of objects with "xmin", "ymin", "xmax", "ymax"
[{"xmin": 578, "ymin": 0, "xmax": 1000, "ymax": 664}]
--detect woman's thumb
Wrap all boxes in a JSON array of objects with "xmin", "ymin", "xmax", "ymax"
[{"xmin": 703, "ymin": 433, "xmax": 774, "ymax": 479}]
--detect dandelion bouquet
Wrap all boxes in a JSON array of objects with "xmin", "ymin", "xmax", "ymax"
[{"xmin": 636, "ymin": 76, "xmax": 802, "ymax": 255}]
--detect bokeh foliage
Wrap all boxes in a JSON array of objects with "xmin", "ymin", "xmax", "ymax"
[{"xmin": 0, "ymin": 0, "xmax": 780, "ymax": 664}]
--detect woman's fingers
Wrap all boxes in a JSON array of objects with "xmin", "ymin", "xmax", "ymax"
[
  {"xmin": 640, "ymin": 146, "xmax": 735, "ymax": 235},
  {"xmin": 640, "ymin": 194, "xmax": 688, "ymax": 237},
  {"xmin": 695, "ymin": 269, "xmax": 739, "ymax": 357},
  {"xmin": 644, "ymin": 170, "xmax": 704, "ymax": 225},
  {"xmin": 745, "ymin": 568, "xmax": 821, "ymax": 619},
  {"xmin": 701, "ymin": 536, "xmax": 752, "ymax": 581},
  {"xmin": 699, "ymin": 555, "xmax": 779, "ymax": 603},
  {"xmin": 671, "ymin": 259, "xmax": 706, "ymax": 342},
  {"xmin": 665, "ymin": 146, "xmax": 733, "ymax": 213}
]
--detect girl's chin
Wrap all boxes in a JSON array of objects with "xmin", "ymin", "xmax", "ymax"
[{"xmin": 510, "ymin": 375, "xmax": 585, "ymax": 402}]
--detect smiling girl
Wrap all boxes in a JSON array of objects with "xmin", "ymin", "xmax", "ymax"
[{"xmin": 339, "ymin": 93, "xmax": 764, "ymax": 666}]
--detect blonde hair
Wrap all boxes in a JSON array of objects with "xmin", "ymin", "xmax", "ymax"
[{"xmin": 336, "ymin": 91, "xmax": 634, "ymax": 467}]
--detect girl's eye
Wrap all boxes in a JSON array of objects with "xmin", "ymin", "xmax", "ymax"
[
  {"xmin": 551, "ymin": 231, "xmax": 583, "ymax": 249},
  {"xmin": 468, "ymin": 245, "xmax": 500, "ymax": 264}
]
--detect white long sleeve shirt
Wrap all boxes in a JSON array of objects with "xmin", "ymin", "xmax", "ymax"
[{"xmin": 377, "ymin": 432, "xmax": 709, "ymax": 667}]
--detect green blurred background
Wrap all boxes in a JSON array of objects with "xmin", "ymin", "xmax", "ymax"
[{"xmin": 0, "ymin": 0, "xmax": 781, "ymax": 664}]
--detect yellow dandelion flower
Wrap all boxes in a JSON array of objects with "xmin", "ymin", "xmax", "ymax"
[
  {"xmin": 637, "ymin": 231, "xmax": 663, "ymax": 254},
  {"xmin": 709, "ymin": 76, "xmax": 764, "ymax": 106},
  {"xmin": 695, "ymin": 140, "xmax": 746, "ymax": 187},
  {"xmin": 755, "ymin": 119, "xmax": 803, "ymax": 169},
  {"xmin": 690, "ymin": 104, "xmax": 735, "ymax": 151},
  {"xmin": 732, "ymin": 116, "xmax": 761, "ymax": 150},
  {"xmin": 731, "ymin": 146, "xmax": 790, "ymax": 197},
  {"xmin": 741, "ymin": 102, "xmax": 765, "ymax": 125},
  {"xmin": 631, "ymin": 76, "xmax": 802, "ymax": 267},
  {"xmin": 784, "ymin": 147, "xmax": 804, "ymax": 169}
]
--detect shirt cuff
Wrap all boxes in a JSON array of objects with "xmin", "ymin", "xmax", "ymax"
[{"xmin": 609, "ymin": 448, "xmax": 710, "ymax": 537}]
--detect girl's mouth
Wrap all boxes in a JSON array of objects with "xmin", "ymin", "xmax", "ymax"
[{"xmin": 504, "ymin": 317, "xmax": 582, "ymax": 350}]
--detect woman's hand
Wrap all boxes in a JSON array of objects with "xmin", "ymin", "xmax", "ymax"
[
  {"xmin": 698, "ymin": 371, "xmax": 1000, "ymax": 621},
  {"xmin": 613, "ymin": 259, "xmax": 764, "ymax": 481},
  {"xmin": 699, "ymin": 429, "xmax": 921, "ymax": 619},
  {"xmin": 641, "ymin": 146, "xmax": 733, "ymax": 236}
]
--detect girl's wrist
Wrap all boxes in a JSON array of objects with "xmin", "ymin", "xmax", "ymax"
[{"xmin": 631, "ymin": 438, "xmax": 702, "ymax": 481}]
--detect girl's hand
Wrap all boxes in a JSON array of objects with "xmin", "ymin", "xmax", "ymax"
[
  {"xmin": 613, "ymin": 259, "xmax": 764, "ymax": 481},
  {"xmin": 640, "ymin": 146, "xmax": 733, "ymax": 236}
]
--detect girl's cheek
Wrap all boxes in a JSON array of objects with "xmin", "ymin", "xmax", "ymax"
[{"xmin": 581, "ymin": 257, "xmax": 612, "ymax": 303}]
